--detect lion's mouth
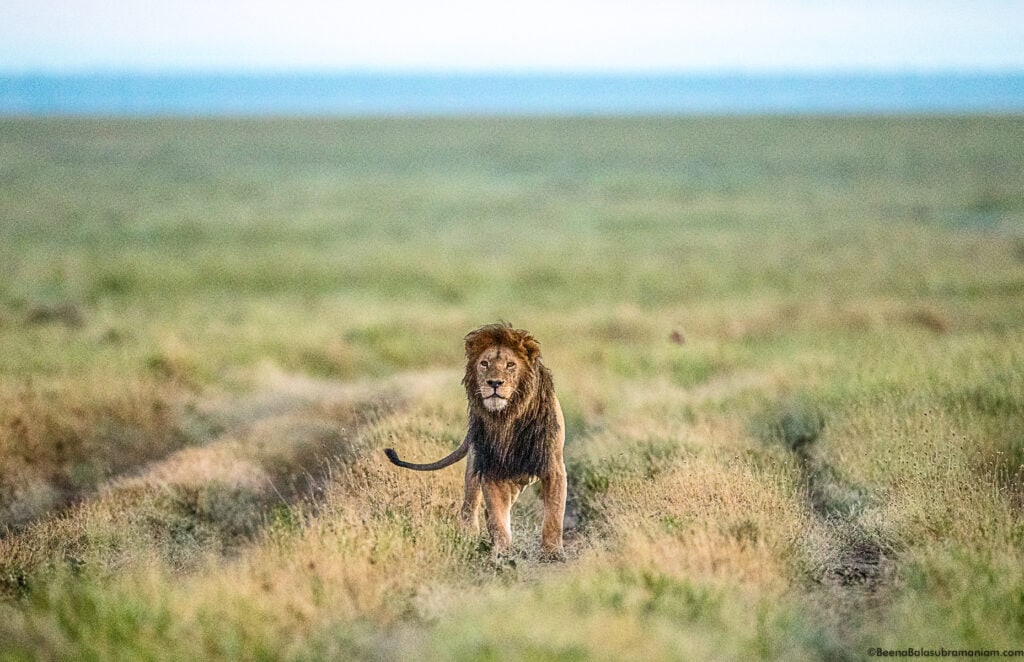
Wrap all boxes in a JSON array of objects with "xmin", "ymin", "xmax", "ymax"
[
  {"xmin": 483, "ymin": 386, "xmax": 506, "ymax": 400},
  {"xmin": 483, "ymin": 390, "xmax": 509, "ymax": 411}
]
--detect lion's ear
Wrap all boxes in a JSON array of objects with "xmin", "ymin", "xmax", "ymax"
[
  {"xmin": 521, "ymin": 334, "xmax": 541, "ymax": 364},
  {"xmin": 464, "ymin": 329, "xmax": 483, "ymax": 360}
]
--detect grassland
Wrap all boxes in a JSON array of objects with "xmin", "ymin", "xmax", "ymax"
[{"xmin": 1, "ymin": 115, "xmax": 1023, "ymax": 661}]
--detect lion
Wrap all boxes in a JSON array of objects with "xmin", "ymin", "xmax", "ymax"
[{"xmin": 384, "ymin": 322, "xmax": 566, "ymax": 557}]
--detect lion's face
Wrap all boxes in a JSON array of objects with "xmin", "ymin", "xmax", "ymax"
[{"xmin": 473, "ymin": 345, "xmax": 524, "ymax": 412}]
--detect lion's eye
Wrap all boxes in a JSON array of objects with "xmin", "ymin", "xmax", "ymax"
[
  {"xmin": 506, "ymin": 362, "xmax": 516, "ymax": 370},
  {"xmin": 480, "ymin": 360, "xmax": 489, "ymax": 368}
]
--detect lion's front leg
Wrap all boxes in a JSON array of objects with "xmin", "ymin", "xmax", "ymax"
[
  {"xmin": 482, "ymin": 480, "xmax": 515, "ymax": 555},
  {"xmin": 460, "ymin": 449, "xmax": 482, "ymax": 533},
  {"xmin": 540, "ymin": 464, "xmax": 567, "ymax": 557}
]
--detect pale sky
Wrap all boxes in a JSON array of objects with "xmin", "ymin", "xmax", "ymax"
[{"xmin": 2, "ymin": 0, "xmax": 1023, "ymax": 73}]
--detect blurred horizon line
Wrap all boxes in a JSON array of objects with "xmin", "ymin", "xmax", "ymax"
[
  {"xmin": 3, "ymin": 70, "xmax": 1023, "ymax": 116},
  {"xmin": 3, "ymin": 66, "xmax": 1024, "ymax": 77}
]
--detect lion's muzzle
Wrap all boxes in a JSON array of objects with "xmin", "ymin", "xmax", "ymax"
[{"xmin": 482, "ymin": 388, "xmax": 509, "ymax": 411}]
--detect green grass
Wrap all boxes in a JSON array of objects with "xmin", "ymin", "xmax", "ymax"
[{"xmin": 1, "ymin": 115, "xmax": 1023, "ymax": 660}]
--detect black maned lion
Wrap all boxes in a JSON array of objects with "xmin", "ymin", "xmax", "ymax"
[{"xmin": 384, "ymin": 322, "xmax": 566, "ymax": 557}]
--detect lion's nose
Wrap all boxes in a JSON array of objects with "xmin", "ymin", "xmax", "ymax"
[{"xmin": 486, "ymin": 379, "xmax": 504, "ymax": 388}]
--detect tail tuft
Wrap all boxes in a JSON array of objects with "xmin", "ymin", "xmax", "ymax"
[{"xmin": 384, "ymin": 448, "xmax": 400, "ymax": 464}]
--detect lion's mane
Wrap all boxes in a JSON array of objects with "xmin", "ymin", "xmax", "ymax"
[{"xmin": 462, "ymin": 322, "xmax": 561, "ymax": 481}]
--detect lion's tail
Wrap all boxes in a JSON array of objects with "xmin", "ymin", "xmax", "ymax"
[{"xmin": 384, "ymin": 434, "xmax": 470, "ymax": 471}]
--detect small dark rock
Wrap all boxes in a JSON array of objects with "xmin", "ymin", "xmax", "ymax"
[{"xmin": 24, "ymin": 303, "xmax": 85, "ymax": 328}]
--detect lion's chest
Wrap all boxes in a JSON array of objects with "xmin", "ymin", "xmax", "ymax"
[{"xmin": 468, "ymin": 415, "xmax": 553, "ymax": 481}]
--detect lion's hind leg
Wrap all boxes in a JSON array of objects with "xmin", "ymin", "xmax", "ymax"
[
  {"xmin": 540, "ymin": 465, "xmax": 567, "ymax": 559},
  {"xmin": 540, "ymin": 397, "xmax": 568, "ymax": 560}
]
